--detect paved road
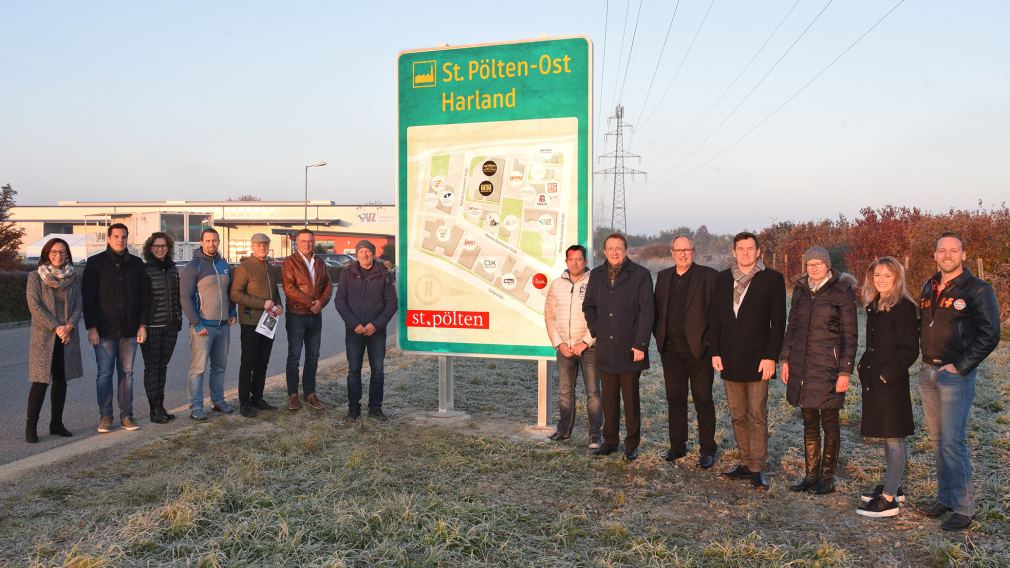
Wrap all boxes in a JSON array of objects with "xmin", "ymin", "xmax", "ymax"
[{"xmin": 0, "ymin": 311, "xmax": 349, "ymax": 465}]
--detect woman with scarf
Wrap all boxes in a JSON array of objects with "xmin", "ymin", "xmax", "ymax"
[
  {"xmin": 781, "ymin": 246, "xmax": 858, "ymax": 495},
  {"xmin": 140, "ymin": 232, "xmax": 183, "ymax": 423},
  {"xmin": 26, "ymin": 237, "xmax": 84, "ymax": 443}
]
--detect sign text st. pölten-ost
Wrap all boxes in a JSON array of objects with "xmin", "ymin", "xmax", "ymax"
[{"xmin": 441, "ymin": 53, "xmax": 573, "ymax": 113}]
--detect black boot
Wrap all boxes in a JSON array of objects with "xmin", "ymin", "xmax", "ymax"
[
  {"xmin": 157, "ymin": 396, "xmax": 175, "ymax": 420},
  {"xmin": 812, "ymin": 410, "xmax": 840, "ymax": 495},
  {"xmin": 150, "ymin": 405, "xmax": 170, "ymax": 424},
  {"xmin": 791, "ymin": 436, "xmax": 821, "ymax": 492},
  {"xmin": 792, "ymin": 409, "xmax": 821, "ymax": 492},
  {"xmin": 26, "ymin": 382, "xmax": 47, "ymax": 444},
  {"xmin": 48, "ymin": 378, "xmax": 73, "ymax": 437}
]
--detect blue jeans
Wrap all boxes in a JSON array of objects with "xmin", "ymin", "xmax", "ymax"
[
  {"xmin": 346, "ymin": 329, "xmax": 386, "ymax": 410},
  {"xmin": 286, "ymin": 313, "xmax": 322, "ymax": 396},
  {"xmin": 918, "ymin": 364, "xmax": 977, "ymax": 516},
  {"xmin": 187, "ymin": 325, "xmax": 230, "ymax": 411},
  {"xmin": 94, "ymin": 337, "xmax": 138, "ymax": 419},
  {"xmin": 882, "ymin": 437, "xmax": 907, "ymax": 498},
  {"xmin": 556, "ymin": 347, "xmax": 603, "ymax": 439}
]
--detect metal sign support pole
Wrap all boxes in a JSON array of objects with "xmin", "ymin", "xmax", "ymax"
[
  {"xmin": 438, "ymin": 356, "xmax": 455, "ymax": 413},
  {"xmin": 537, "ymin": 358, "xmax": 555, "ymax": 429}
]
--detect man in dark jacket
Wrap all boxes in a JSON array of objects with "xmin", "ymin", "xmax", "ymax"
[
  {"xmin": 917, "ymin": 232, "xmax": 1001, "ymax": 531},
  {"xmin": 583, "ymin": 233, "xmax": 654, "ymax": 461},
  {"xmin": 230, "ymin": 233, "xmax": 283, "ymax": 418},
  {"xmin": 710, "ymin": 232, "xmax": 786, "ymax": 489},
  {"xmin": 654, "ymin": 235, "xmax": 718, "ymax": 468},
  {"xmin": 335, "ymin": 240, "xmax": 398, "ymax": 421},
  {"xmin": 82, "ymin": 223, "xmax": 149, "ymax": 434}
]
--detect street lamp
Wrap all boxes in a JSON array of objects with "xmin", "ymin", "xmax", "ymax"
[{"xmin": 304, "ymin": 160, "xmax": 328, "ymax": 227}]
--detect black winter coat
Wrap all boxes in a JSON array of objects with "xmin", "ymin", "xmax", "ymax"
[
  {"xmin": 583, "ymin": 259, "xmax": 654, "ymax": 373},
  {"xmin": 710, "ymin": 268, "xmax": 786, "ymax": 382},
  {"xmin": 145, "ymin": 261, "xmax": 182, "ymax": 331},
  {"xmin": 781, "ymin": 271, "xmax": 858, "ymax": 409},
  {"xmin": 858, "ymin": 297, "xmax": 919, "ymax": 438},
  {"xmin": 334, "ymin": 262, "xmax": 398, "ymax": 331},
  {"xmin": 82, "ymin": 247, "xmax": 150, "ymax": 339},
  {"xmin": 653, "ymin": 263, "xmax": 717, "ymax": 360}
]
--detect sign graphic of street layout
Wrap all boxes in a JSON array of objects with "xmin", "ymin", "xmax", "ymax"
[{"xmin": 397, "ymin": 38, "xmax": 591, "ymax": 357}]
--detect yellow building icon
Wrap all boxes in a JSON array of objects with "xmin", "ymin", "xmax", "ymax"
[{"xmin": 413, "ymin": 60, "xmax": 437, "ymax": 88}]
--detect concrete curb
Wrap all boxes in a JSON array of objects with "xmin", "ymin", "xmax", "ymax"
[{"xmin": 0, "ymin": 352, "xmax": 348, "ymax": 485}]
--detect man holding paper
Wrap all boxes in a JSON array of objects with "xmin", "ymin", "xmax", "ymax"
[{"xmin": 230, "ymin": 233, "xmax": 283, "ymax": 418}]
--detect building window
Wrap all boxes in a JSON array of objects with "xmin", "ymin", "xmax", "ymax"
[
  {"xmin": 161, "ymin": 214, "xmax": 185, "ymax": 243},
  {"xmin": 188, "ymin": 214, "xmax": 212, "ymax": 242},
  {"xmin": 43, "ymin": 223, "xmax": 75, "ymax": 235}
]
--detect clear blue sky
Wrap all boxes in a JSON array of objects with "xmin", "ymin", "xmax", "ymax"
[{"xmin": 3, "ymin": 0, "xmax": 1007, "ymax": 234}]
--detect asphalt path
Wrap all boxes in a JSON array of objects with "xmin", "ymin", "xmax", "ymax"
[{"xmin": 0, "ymin": 310, "xmax": 349, "ymax": 465}]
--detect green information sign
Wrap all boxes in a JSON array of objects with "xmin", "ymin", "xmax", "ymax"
[{"xmin": 397, "ymin": 37, "xmax": 592, "ymax": 357}]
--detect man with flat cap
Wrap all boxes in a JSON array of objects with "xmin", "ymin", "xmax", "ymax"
[
  {"xmin": 230, "ymin": 233, "xmax": 283, "ymax": 418},
  {"xmin": 335, "ymin": 239, "xmax": 398, "ymax": 421}
]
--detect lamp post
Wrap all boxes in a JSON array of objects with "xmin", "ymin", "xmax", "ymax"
[{"xmin": 304, "ymin": 161, "xmax": 328, "ymax": 227}]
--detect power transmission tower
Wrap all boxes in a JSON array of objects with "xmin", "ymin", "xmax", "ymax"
[{"xmin": 595, "ymin": 104, "xmax": 645, "ymax": 234}]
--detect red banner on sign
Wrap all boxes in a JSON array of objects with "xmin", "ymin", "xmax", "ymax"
[{"xmin": 406, "ymin": 310, "xmax": 490, "ymax": 329}]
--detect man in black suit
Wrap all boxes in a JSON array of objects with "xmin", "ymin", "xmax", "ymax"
[
  {"xmin": 710, "ymin": 232, "xmax": 786, "ymax": 489},
  {"xmin": 583, "ymin": 233, "xmax": 655, "ymax": 461},
  {"xmin": 654, "ymin": 235, "xmax": 718, "ymax": 468}
]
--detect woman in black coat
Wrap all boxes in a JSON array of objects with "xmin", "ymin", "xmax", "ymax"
[
  {"xmin": 855, "ymin": 256, "xmax": 919, "ymax": 518},
  {"xmin": 781, "ymin": 246, "xmax": 858, "ymax": 495},
  {"xmin": 140, "ymin": 232, "xmax": 183, "ymax": 424}
]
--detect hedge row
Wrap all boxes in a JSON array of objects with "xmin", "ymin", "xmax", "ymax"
[{"xmin": 0, "ymin": 271, "xmax": 30, "ymax": 323}]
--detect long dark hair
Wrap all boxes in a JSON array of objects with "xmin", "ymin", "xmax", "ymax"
[
  {"xmin": 38, "ymin": 238, "xmax": 73, "ymax": 267},
  {"xmin": 143, "ymin": 232, "xmax": 175, "ymax": 262}
]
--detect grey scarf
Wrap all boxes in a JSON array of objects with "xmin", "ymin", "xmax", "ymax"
[
  {"xmin": 732, "ymin": 260, "xmax": 765, "ymax": 306},
  {"xmin": 37, "ymin": 263, "xmax": 76, "ymax": 290}
]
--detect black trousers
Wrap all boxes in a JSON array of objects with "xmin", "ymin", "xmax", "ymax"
[
  {"xmin": 239, "ymin": 324, "xmax": 274, "ymax": 404},
  {"xmin": 28, "ymin": 338, "xmax": 67, "ymax": 426},
  {"xmin": 140, "ymin": 326, "xmax": 179, "ymax": 409},
  {"xmin": 599, "ymin": 370, "xmax": 641, "ymax": 452},
  {"xmin": 661, "ymin": 343, "xmax": 717, "ymax": 456}
]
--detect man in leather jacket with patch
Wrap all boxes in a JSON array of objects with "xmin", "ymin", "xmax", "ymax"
[{"xmin": 916, "ymin": 231, "xmax": 1000, "ymax": 531}]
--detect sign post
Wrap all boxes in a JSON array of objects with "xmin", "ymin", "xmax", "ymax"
[{"xmin": 397, "ymin": 37, "xmax": 591, "ymax": 419}]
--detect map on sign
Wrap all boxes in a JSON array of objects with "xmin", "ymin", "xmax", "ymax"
[
  {"xmin": 406, "ymin": 118, "xmax": 577, "ymax": 343},
  {"xmin": 398, "ymin": 37, "xmax": 590, "ymax": 357}
]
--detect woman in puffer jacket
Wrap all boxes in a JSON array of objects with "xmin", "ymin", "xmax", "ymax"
[{"xmin": 781, "ymin": 246, "xmax": 858, "ymax": 495}]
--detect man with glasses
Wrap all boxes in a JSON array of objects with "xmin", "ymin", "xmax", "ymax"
[
  {"xmin": 82, "ymin": 223, "xmax": 149, "ymax": 433},
  {"xmin": 282, "ymin": 229, "xmax": 332, "ymax": 411},
  {"xmin": 653, "ymin": 235, "xmax": 719, "ymax": 468},
  {"xmin": 230, "ymin": 233, "xmax": 283, "ymax": 418}
]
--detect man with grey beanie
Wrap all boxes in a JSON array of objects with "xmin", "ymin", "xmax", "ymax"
[{"xmin": 335, "ymin": 239, "xmax": 398, "ymax": 421}]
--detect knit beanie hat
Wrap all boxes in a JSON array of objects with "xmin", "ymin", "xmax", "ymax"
[
  {"xmin": 802, "ymin": 246, "xmax": 831, "ymax": 269},
  {"xmin": 355, "ymin": 240, "xmax": 376, "ymax": 254}
]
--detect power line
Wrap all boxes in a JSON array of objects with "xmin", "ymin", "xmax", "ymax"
[
  {"xmin": 631, "ymin": 0, "xmax": 682, "ymax": 130},
  {"xmin": 644, "ymin": 0, "xmax": 801, "ymax": 167},
  {"xmin": 651, "ymin": 0, "xmax": 834, "ymax": 181},
  {"xmin": 594, "ymin": 0, "xmax": 609, "ymax": 180},
  {"xmin": 652, "ymin": 0, "xmax": 907, "ymax": 185},
  {"xmin": 617, "ymin": 0, "xmax": 645, "ymax": 103},
  {"xmin": 638, "ymin": 0, "xmax": 718, "ymax": 133},
  {"xmin": 608, "ymin": 0, "xmax": 633, "ymax": 119}
]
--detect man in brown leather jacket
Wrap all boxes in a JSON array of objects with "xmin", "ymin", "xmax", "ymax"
[{"xmin": 281, "ymin": 229, "xmax": 333, "ymax": 411}]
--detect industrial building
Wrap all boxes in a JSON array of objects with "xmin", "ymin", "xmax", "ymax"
[{"xmin": 12, "ymin": 200, "xmax": 396, "ymax": 262}]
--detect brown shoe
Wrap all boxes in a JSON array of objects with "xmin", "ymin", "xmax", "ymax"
[
  {"xmin": 287, "ymin": 394, "xmax": 301, "ymax": 411},
  {"xmin": 304, "ymin": 393, "xmax": 327, "ymax": 411},
  {"xmin": 121, "ymin": 416, "xmax": 140, "ymax": 431},
  {"xmin": 97, "ymin": 416, "xmax": 113, "ymax": 433}
]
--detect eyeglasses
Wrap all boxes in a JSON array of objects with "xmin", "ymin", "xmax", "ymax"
[
  {"xmin": 806, "ymin": 261, "xmax": 826, "ymax": 269},
  {"xmin": 151, "ymin": 244, "xmax": 169, "ymax": 249},
  {"xmin": 48, "ymin": 250, "xmax": 67, "ymax": 256},
  {"xmin": 671, "ymin": 248, "xmax": 694, "ymax": 254}
]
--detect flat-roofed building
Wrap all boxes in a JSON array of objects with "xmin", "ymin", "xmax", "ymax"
[{"xmin": 11, "ymin": 200, "xmax": 396, "ymax": 262}]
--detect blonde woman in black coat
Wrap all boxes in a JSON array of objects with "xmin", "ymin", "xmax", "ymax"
[
  {"xmin": 855, "ymin": 257, "xmax": 919, "ymax": 518},
  {"xmin": 781, "ymin": 246, "xmax": 858, "ymax": 495}
]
